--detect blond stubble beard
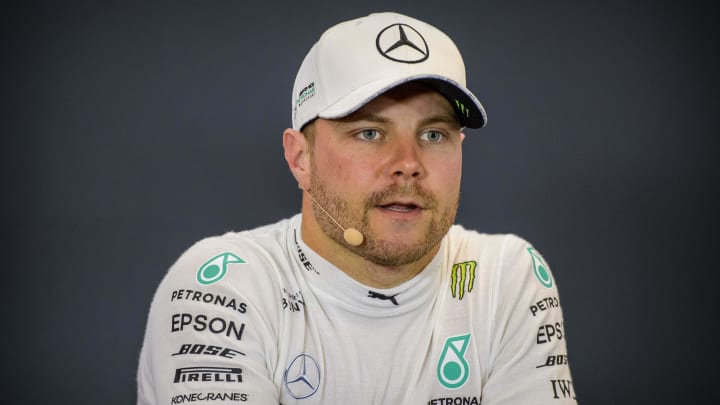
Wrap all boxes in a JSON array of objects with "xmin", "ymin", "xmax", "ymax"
[{"xmin": 308, "ymin": 158, "xmax": 459, "ymax": 267}]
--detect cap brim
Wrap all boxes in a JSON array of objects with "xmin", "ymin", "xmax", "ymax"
[{"xmin": 318, "ymin": 74, "xmax": 487, "ymax": 129}]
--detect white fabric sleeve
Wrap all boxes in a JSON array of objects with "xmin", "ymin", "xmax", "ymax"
[
  {"xmin": 481, "ymin": 235, "xmax": 577, "ymax": 404},
  {"xmin": 137, "ymin": 237, "xmax": 281, "ymax": 405}
]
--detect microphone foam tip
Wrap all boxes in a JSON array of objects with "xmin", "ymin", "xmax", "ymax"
[{"xmin": 343, "ymin": 228, "xmax": 364, "ymax": 246}]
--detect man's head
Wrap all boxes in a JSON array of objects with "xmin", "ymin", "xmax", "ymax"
[
  {"xmin": 283, "ymin": 12, "xmax": 486, "ymax": 282},
  {"xmin": 303, "ymin": 82, "xmax": 464, "ymax": 267},
  {"xmin": 291, "ymin": 12, "xmax": 486, "ymax": 132}
]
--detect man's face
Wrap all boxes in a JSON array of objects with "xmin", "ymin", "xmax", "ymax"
[{"xmin": 307, "ymin": 82, "xmax": 465, "ymax": 267}]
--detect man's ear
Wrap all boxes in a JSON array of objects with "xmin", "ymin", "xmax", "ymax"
[{"xmin": 283, "ymin": 128, "xmax": 310, "ymax": 189}]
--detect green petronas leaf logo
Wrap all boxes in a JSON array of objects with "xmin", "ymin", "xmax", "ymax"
[
  {"xmin": 437, "ymin": 334, "xmax": 471, "ymax": 389},
  {"xmin": 196, "ymin": 252, "xmax": 246, "ymax": 285},
  {"xmin": 528, "ymin": 247, "xmax": 553, "ymax": 288}
]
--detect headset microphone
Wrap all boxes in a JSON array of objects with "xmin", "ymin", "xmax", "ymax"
[{"xmin": 299, "ymin": 185, "xmax": 365, "ymax": 246}]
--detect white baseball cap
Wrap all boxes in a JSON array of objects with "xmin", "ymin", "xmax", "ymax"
[{"xmin": 291, "ymin": 12, "xmax": 487, "ymax": 131}]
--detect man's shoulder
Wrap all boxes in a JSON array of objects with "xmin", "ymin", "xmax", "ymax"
[
  {"xmin": 446, "ymin": 223, "xmax": 530, "ymax": 255},
  {"xmin": 445, "ymin": 224, "xmax": 561, "ymax": 298},
  {"xmin": 444, "ymin": 225, "xmax": 546, "ymax": 286},
  {"xmin": 159, "ymin": 216, "xmax": 299, "ymax": 291}
]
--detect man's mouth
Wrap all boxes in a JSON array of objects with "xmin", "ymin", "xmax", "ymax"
[{"xmin": 379, "ymin": 202, "xmax": 421, "ymax": 212}]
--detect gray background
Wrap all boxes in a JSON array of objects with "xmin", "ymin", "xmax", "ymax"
[{"xmin": 3, "ymin": 0, "xmax": 719, "ymax": 403}]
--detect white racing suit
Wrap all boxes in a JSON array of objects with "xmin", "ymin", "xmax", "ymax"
[{"xmin": 138, "ymin": 214, "xmax": 576, "ymax": 404}]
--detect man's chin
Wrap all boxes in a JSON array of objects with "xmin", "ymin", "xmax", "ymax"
[{"xmin": 359, "ymin": 234, "xmax": 439, "ymax": 267}]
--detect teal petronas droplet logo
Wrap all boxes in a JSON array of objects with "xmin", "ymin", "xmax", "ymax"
[
  {"xmin": 527, "ymin": 247, "xmax": 553, "ymax": 288},
  {"xmin": 196, "ymin": 252, "xmax": 246, "ymax": 285},
  {"xmin": 437, "ymin": 334, "xmax": 471, "ymax": 389}
]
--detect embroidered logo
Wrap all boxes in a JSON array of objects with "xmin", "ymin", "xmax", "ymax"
[
  {"xmin": 450, "ymin": 261, "xmax": 476, "ymax": 300},
  {"xmin": 437, "ymin": 334, "xmax": 471, "ymax": 389},
  {"xmin": 284, "ymin": 353, "xmax": 321, "ymax": 399},
  {"xmin": 375, "ymin": 23, "xmax": 429, "ymax": 63},
  {"xmin": 196, "ymin": 252, "xmax": 246, "ymax": 285},
  {"xmin": 527, "ymin": 247, "xmax": 553, "ymax": 288},
  {"xmin": 368, "ymin": 290, "xmax": 400, "ymax": 306}
]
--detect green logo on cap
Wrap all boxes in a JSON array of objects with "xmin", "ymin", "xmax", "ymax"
[
  {"xmin": 454, "ymin": 99, "xmax": 470, "ymax": 118},
  {"xmin": 196, "ymin": 252, "xmax": 246, "ymax": 285}
]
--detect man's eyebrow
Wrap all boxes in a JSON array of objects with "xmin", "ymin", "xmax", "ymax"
[
  {"xmin": 338, "ymin": 113, "xmax": 390, "ymax": 124},
  {"xmin": 418, "ymin": 113, "xmax": 462, "ymax": 129},
  {"xmin": 331, "ymin": 113, "xmax": 390, "ymax": 130},
  {"xmin": 331, "ymin": 112, "xmax": 460, "ymax": 130}
]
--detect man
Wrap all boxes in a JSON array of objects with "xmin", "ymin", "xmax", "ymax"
[{"xmin": 137, "ymin": 12, "xmax": 576, "ymax": 404}]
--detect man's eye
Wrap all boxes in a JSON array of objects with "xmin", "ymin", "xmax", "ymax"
[
  {"xmin": 421, "ymin": 130, "xmax": 444, "ymax": 142},
  {"xmin": 357, "ymin": 129, "xmax": 381, "ymax": 141}
]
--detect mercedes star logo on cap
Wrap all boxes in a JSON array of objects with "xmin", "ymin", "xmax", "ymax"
[{"xmin": 376, "ymin": 23, "xmax": 429, "ymax": 63}]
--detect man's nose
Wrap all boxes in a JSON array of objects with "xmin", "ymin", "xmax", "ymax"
[{"xmin": 387, "ymin": 136, "xmax": 424, "ymax": 180}]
